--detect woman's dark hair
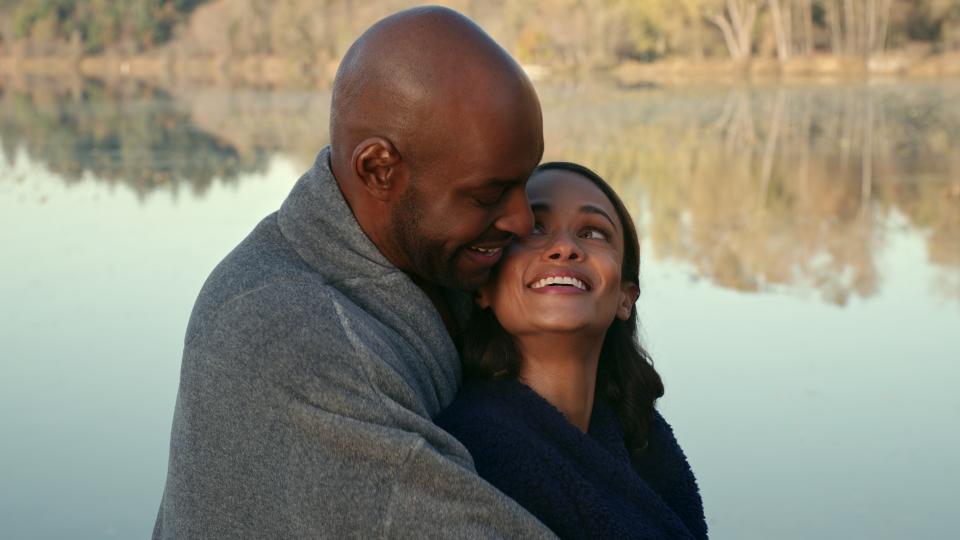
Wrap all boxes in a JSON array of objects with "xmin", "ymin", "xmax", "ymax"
[{"xmin": 461, "ymin": 161, "xmax": 664, "ymax": 458}]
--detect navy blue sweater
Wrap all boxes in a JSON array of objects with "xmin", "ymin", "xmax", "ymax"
[{"xmin": 436, "ymin": 379, "xmax": 707, "ymax": 539}]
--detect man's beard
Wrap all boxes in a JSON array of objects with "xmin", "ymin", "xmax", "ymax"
[{"xmin": 390, "ymin": 185, "xmax": 474, "ymax": 290}]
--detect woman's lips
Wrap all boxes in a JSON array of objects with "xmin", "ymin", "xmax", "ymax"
[{"xmin": 527, "ymin": 270, "xmax": 592, "ymax": 293}]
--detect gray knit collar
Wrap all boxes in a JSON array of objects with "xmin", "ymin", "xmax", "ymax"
[
  {"xmin": 276, "ymin": 145, "xmax": 473, "ymax": 336},
  {"xmin": 278, "ymin": 146, "xmax": 395, "ymax": 285}
]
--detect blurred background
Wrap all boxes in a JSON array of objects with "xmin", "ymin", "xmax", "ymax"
[{"xmin": 1, "ymin": 1, "xmax": 958, "ymax": 539}]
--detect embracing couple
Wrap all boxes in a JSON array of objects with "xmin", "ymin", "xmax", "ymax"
[{"xmin": 154, "ymin": 7, "xmax": 706, "ymax": 540}]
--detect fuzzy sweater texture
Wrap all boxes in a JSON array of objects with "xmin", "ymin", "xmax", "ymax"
[
  {"xmin": 436, "ymin": 378, "xmax": 708, "ymax": 539},
  {"xmin": 153, "ymin": 148, "xmax": 553, "ymax": 539}
]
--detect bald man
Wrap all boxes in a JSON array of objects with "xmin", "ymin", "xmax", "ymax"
[{"xmin": 154, "ymin": 7, "xmax": 555, "ymax": 539}]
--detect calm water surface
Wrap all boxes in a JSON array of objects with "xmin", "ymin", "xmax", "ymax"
[{"xmin": 1, "ymin": 79, "xmax": 958, "ymax": 539}]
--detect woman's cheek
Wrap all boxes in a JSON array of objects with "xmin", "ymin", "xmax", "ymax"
[
  {"xmin": 598, "ymin": 253, "xmax": 623, "ymax": 286},
  {"xmin": 490, "ymin": 265, "xmax": 528, "ymax": 334}
]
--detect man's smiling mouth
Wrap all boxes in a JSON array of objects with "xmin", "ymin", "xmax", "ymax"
[{"xmin": 468, "ymin": 246, "xmax": 503, "ymax": 256}]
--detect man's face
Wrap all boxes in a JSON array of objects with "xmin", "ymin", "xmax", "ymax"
[{"xmin": 388, "ymin": 138, "xmax": 542, "ymax": 290}]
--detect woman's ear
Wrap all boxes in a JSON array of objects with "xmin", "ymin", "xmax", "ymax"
[
  {"xmin": 475, "ymin": 286, "xmax": 492, "ymax": 309},
  {"xmin": 616, "ymin": 282, "xmax": 640, "ymax": 321}
]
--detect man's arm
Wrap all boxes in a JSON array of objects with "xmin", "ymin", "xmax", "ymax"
[{"xmin": 154, "ymin": 282, "xmax": 553, "ymax": 539}]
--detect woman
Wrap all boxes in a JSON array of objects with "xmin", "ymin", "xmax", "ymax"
[{"xmin": 436, "ymin": 163, "xmax": 707, "ymax": 539}]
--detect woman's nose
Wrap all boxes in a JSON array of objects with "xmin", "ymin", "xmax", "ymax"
[{"xmin": 544, "ymin": 232, "xmax": 581, "ymax": 261}]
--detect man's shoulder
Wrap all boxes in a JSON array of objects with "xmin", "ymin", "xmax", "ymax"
[
  {"xmin": 193, "ymin": 213, "xmax": 315, "ymax": 312},
  {"xmin": 189, "ymin": 269, "xmax": 391, "ymax": 365},
  {"xmin": 187, "ymin": 213, "xmax": 384, "ymax": 343},
  {"xmin": 179, "ymin": 254, "xmax": 406, "ymax": 415},
  {"xmin": 187, "ymin": 244, "xmax": 416, "ymax": 377},
  {"xmin": 179, "ymin": 208, "xmax": 455, "ymax": 418}
]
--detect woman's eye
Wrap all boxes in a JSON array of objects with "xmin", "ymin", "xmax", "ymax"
[
  {"xmin": 531, "ymin": 222, "xmax": 546, "ymax": 235},
  {"xmin": 580, "ymin": 227, "xmax": 608, "ymax": 241}
]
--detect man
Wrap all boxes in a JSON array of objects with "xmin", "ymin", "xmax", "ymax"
[{"xmin": 154, "ymin": 6, "xmax": 554, "ymax": 538}]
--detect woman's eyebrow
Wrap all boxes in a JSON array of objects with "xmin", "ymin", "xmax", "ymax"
[
  {"xmin": 580, "ymin": 205, "xmax": 616, "ymax": 228},
  {"xmin": 531, "ymin": 202, "xmax": 616, "ymax": 228}
]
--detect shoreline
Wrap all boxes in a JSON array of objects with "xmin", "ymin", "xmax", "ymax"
[
  {"xmin": 0, "ymin": 52, "xmax": 340, "ymax": 89},
  {"xmin": 612, "ymin": 52, "xmax": 960, "ymax": 85},
  {"xmin": 3, "ymin": 51, "xmax": 960, "ymax": 89}
]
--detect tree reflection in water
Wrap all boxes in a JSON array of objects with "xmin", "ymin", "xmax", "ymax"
[
  {"xmin": 1, "ymin": 79, "xmax": 957, "ymax": 304},
  {"xmin": 0, "ymin": 79, "xmax": 268, "ymax": 201},
  {"xmin": 540, "ymin": 82, "xmax": 960, "ymax": 306}
]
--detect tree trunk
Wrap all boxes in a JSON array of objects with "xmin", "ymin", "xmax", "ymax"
[
  {"xmin": 877, "ymin": 0, "xmax": 892, "ymax": 53},
  {"xmin": 768, "ymin": 0, "xmax": 790, "ymax": 62},
  {"xmin": 735, "ymin": 0, "xmax": 759, "ymax": 60},
  {"xmin": 708, "ymin": 0, "xmax": 758, "ymax": 61},
  {"xmin": 866, "ymin": 0, "xmax": 877, "ymax": 53},
  {"xmin": 843, "ymin": 0, "xmax": 857, "ymax": 54},
  {"xmin": 826, "ymin": 0, "xmax": 842, "ymax": 54},
  {"xmin": 710, "ymin": 12, "xmax": 743, "ymax": 59},
  {"xmin": 802, "ymin": 0, "xmax": 814, "ymax": 54}
]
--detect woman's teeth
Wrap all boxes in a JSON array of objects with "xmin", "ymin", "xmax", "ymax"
[{"xmin": 531, "ymin": 276, "xmax": 587, "ymax": 290}]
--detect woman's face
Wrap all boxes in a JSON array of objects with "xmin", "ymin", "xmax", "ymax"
[{"xmin": 477, "ymin": 169, "xmax": 638, "ymax": 338}]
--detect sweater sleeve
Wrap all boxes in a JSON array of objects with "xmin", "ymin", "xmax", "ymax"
[
  {"xmin": 632, "ymin": 413, "xmax": 708, "ymax": 540},
  {"xmin": 155, "ymin": 283, "xmax": 554, "ymax": 539},
  {"xmin": 436, "ymin": 408, "xmax": 596, "ymax": 539}
]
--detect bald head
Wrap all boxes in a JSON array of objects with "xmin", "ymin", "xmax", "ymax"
[
  {"xmin": 328, "ymin": 6, "xmax": 544, "ymax": 291},
  {"xmin": 330, "ymin": 6, "xmax": 540, "ymax": 176}
]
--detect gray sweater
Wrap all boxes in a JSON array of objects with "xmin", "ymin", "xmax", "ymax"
[{"xmin": 153, "ymin": 148, "xmax": 553, "ymax": 539}]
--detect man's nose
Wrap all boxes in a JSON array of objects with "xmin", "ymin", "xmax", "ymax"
[
  {"xmin": 544, "ymin": 231, "xmax": 581, "ymax": 261},
  {"xmin": 494, "ymin": 187, "xmax": 534, "ymax": 237}
]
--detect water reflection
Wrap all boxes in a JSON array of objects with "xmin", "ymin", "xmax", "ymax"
[
  {"xmin": 1, "ymin": 79, "xmax": 957, "ymax": 303},
  {"xmin": 0, "ymin": 80, "xmax": 269, "ymax": 200},
  {"xmin": 540, "ymin": 82, "xmax": 960, "ymax": 305}
]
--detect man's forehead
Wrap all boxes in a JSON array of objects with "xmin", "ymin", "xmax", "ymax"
[{"xmin": 464, "ymin": 175, "xmax": 527, "ymax": 189}]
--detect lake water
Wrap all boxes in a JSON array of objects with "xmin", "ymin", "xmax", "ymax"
[{"xmin": 1, "ymin": 78, "xmax": 958, "ymax": 539}]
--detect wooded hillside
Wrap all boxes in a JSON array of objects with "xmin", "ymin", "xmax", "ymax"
[{"xmin": 2, "ymin": 0, "xmax": 958, "ymax": 68}]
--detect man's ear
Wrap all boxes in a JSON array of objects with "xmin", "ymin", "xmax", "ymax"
[
  {"xmin": 353, "ymin": 137, "xmax": 406, "ymax": 201},
  {"xmin": 616, "ymin": 282, "xmax": 640, "ymax": 321}
]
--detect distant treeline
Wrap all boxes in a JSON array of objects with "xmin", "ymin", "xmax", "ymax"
[
  {"xmin": 0, "ymin": 0, "xmax": 203, "ymax": 54},
  {"xmin": 1, "ymin": 0, "xmax": 959, "ymax": 66}
]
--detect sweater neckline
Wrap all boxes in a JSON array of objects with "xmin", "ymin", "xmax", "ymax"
[
  {"xmin": 459, "ymin": 377, "xmax": 698, "ymax": 539},
  {"xmin": 465, "ymin": 378, "xmax": 632, "ymax": 465}
]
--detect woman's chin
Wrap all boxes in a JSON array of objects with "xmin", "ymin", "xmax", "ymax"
[{"xmin": 522, "ymin": 316, "xmax": 610, "ymax": 336}]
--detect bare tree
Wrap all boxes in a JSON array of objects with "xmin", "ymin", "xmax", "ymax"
[
  {"xmin": 868, "ymin": 0, "xmax": 893, "ymax": 53},
  {"xmin": 877, "ymin": 0, "xmax": 892, "ymax": 52},
  {"xmin": 708, "ymin": 0, "xmax": 759, "ymax": 61},
  {"xmin": 769, "ymin": 0, "xmax": 791, "ymax": 60},
  {"xmin": 816, "ymin": 0, "xmax": 893, "ymax": 55},
  {"xmin": 797, "ymin": 0, "xmax": 814, "ymax": 53},
  {"xmin": 825, "ymin": 0, "xmax": 843, "ymax": 53},
  {"xmin": 844, "ymin": 0, "xmax": 857, "ymax": 53}
]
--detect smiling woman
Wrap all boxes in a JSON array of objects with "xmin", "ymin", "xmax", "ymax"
[
  {"xmin": 478, "ymin": 168, "xmax": 634, "ymax": 342},
  {"xmin": 436, "ymin": 162, "xmax": 708, "ymax": 539}
]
